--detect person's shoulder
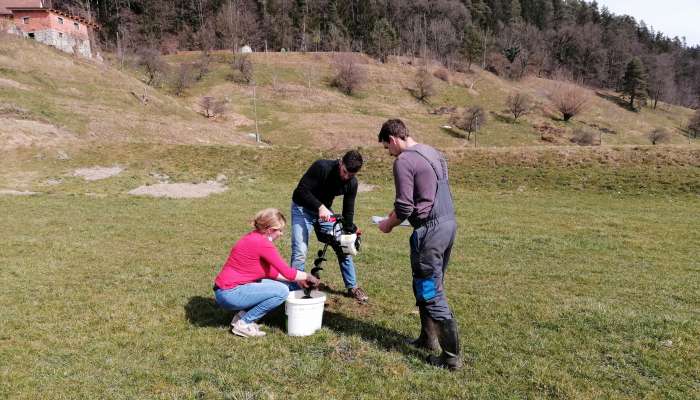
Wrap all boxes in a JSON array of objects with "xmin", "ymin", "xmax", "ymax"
[
  {"xmin": 396, "ymin": 149, "xmax": 419, "ymax": 164},
  {"xmin": 311, "ymin": 159, "xmax": 335, "ymax": 171},
  {"xmin": 313, "ymin": 159, "xmax": 334, "ymax": 166}
]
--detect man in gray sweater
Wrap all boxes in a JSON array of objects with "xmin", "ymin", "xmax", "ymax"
[{"xmin": 377, "ymin": 119, "xmax": 462, "ymax": 370}]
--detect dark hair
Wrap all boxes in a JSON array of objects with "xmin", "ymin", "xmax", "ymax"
[
  {"xmin": 378, "ymin": 119, "xmax": 410, "ymax": 143},
  {"xmin": 342, "ymin": 150, "xmax": 363, "ymax": 173}
]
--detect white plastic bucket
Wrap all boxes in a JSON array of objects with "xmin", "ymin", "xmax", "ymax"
[{"xmin": 285, "ymin": 289, "xmax": 326, "ymax": 336}]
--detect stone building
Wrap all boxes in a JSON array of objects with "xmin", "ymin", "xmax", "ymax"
[{"xmin": 1, "ymin": 0, "xmax": 99, "ymax": 59}]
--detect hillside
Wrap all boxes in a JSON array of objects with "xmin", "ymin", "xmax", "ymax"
[
  {"xmin": 1, "ymin": 35, "xmax": 698, "ymax": 196},
  {"xmin": 1, "ymin": 34, "xmax": 697, "ymax": 152},
  {"xmin": 0, "ymin": 34, "xmax": 246, "ymax": 150}
]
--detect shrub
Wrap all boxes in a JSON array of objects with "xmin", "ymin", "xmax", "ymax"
[
  {"xmin": 413, "ymin": 67, "xmax": 436, "ymax": 101},
  {"xmin": 230, "ymin": 54, "xmax": 254, "ymax": 84},
  {"xmin": 648, "ymin": 128, "xmax": 671, "ymax": 145},
  {"xmin": 506, "ymin": 93, "xmax": 531, "ymax": 122},
  {"xmin": 688, "ymin": 110, "xmax": 700, "ymax": 139},
  {"xmin": 549, "ymin": 83, "xmax": 589, "ymax": 122},
  {"xmin": 170, "ymin": 63, "xmax": 194, "ymax": 96},
  {"xmin": 199, "ymin": 96, "xmax": 226, "ymax": 118},
  {"xmin": 331, "ymin": 53, "xmax": 366, "ymax": 95},
  {"xmin": 433, "ymin": 68, "xmax": 450, "ymax": 82},
  {"xmin": 571, "ymin": 128, "xmax": 598, "ymax": 146},
  {"xmin": 449, "ymin": 106, "xmax": 486, "ymax": 140},
  {"xmin": 136, "ymin": 48, "xmax": 168, "ymax": 86},
  {"xmin": 193, "ymin": 53, "xmax": 211, "ymax": 81}
]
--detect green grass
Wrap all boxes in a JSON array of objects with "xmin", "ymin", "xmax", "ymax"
[{"xmin": 1, "ymin": 148, "xmax": 698, "ymax": 399}]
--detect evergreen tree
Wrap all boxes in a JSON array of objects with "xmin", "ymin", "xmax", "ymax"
[
  {"xmin": 509, "ymin": 0, "xmax": 523, "ymax": 23},
  {"xmin": 369, "ymin": 18, "xmax": 398, "ymax": 62},
  {"xmin": 622, "ymin": 57, "xmax": 648, "ymax": 111},
  {"xmin": 462, "ymin": 25, "xmax": 484, "ymax": 71}
]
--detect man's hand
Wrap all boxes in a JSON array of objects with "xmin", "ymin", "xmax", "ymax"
[
  {"xmin": 305, "ymin": 274, "xmax": 321, "ymax": 288},
  {"xmin": 378, "ymin": 218, "xmax": 393, "ymax": 233},
  {"xmin": 378, "ymin": 211, "xmax": 401, "ymax": 233},
  {"xmin": 318, "ymin": 205, "xmax": 332, "ymax": 222}
]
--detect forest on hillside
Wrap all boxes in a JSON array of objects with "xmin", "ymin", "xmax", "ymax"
[{"xmin": 47, "ymin": 0, "xmax": 700, "ymax": 108}]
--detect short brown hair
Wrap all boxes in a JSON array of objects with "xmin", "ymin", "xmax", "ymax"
[
  {"xmin": 342, "ymin": 150, "xmax": 363, "ymax": 173},
  {"xmin": 251, "ymin": 208, "xmax": 286, "ymax": 233},
  {"xmin": 378, "ymin": 119, "xmax": 410, "ymax": 142}
]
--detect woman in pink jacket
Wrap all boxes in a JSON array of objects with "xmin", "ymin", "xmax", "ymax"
[{"xmin": 214, "ymin": 208, "xmax": 320, "ymax": 337}]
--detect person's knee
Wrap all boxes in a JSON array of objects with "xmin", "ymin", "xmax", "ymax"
[{"xmin": 273, "ymin": 283, "xmax": 290, "ymax": 300}]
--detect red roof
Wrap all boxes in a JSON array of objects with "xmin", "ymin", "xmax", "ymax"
[{"xmin": 0, "ymin": 1, "xmax": 43, "ymax": 15}]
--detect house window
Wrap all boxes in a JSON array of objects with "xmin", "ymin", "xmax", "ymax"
[
  {"xmin": 57, "ymin": 17, "xmax": 63, "ymax": 24},
  {"xmin": 28, "ymin": 32, "xmax": 35, "ymax": 39},
  {"xmin": 74, "ymin": 22, "xmax": 79, "ymax": 29},
  {"xmin": 22, "ymin": 17, "xmax": 30, "ymax": 24},
  {"xmin": 59, "ymin": 32, "xmax": 63, "ymax": 38}
]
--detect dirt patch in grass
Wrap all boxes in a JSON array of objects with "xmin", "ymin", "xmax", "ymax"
[
  {"xmin": 0, "ymin": 189, "xmax": 39, "ymax": 195},
  {"xmin": 73, "ymin": 166, "xmax": 124, "ymax": 181},
  {"xmin": 0, "ymin": 117, "xmax": 77, "ymax": 150},
  {"xmin": 358, "ymin": 182, "xmax": 377, "ymax": 192},
  {"xmin": 0, "ymin": 78, "xmax": 29, "ymax": 91},
  {"xmin": 128, "ymin": 181, "xmax": 228, "ymax": 198}
]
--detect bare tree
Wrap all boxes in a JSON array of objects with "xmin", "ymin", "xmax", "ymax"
[
  {"xmin": 199, "ymin": 96, "xmax": 226, "ymax": 118},
  {"xmin": 413, "ymin": 67, "xmax": 436, "ymax": 102},
  {"xmin": 193, "ymin": 52, "xmax": 211, "ymax": 81},
  {"xmin": 449, "ymin": 106, "xmax": 486, "ymax": 140},
  {"xmin": 549, "ymin": 83, "xmax": 589, "ymax": 122},
  {"xmin": 230, "ymin": 54, "xmax": 253, "ymax": 84},
  {"xmin": 433, "ymin": 68, "xmax": 450, "ymax": 82},
  {"xmin": 330, "ymin": 54, "xmax": 366, "ymax": 95},
  {"xmin": 170, "ymin": 63, "xmax": 194, "ymax": 96},
  {"xmin": 196, "ymin": 18, "xmax": 217, "ymax": 55},
  {"xmin": 648, "ymin": 128, "xmax": 671, "ymax": 145},
  {"xmin": 571, "ymin": 128, "xmax": 598, "ymax": 146},
  {"xmin": 646, "ymin": 53, "xmax": 676, "ymax": 110},
  {"xmin": 687, "ymin": 110, "xmax": 700, "ymax": 139},
  {"xmin": 506, "ymin": 92, "xmax": 531, "ymax": 122},
  {"xmin": 136, "ymin": 48, "xmax": 167, "ymax": 86},
  {"xmin": 216, "ymin": 0, "xmax": 260, "ymax": 52}
]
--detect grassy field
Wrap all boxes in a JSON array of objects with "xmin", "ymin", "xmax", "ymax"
[{"xmin": 1, "ymin": 146, "xmax": 698, "ymax": 399}]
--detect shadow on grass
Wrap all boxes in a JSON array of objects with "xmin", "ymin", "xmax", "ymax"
[
  {"xmin": 490, "ymin": 111, "xmax": 512, "ymax": 124},
  {"xmin": 323, "ymin": 310, "xmax": 423, "ymax": 358},
  {"xmin": 596, "ymin": 91, "xmax": 631, "ymax": 110},
  {"xmin": 185, "ymin": 295, "xmax": 423, "ymax": 359},
  {"xmin": 184, "ymin": 295, "xmax": 289, "ymax": 330},
  {"xmin": 440, "ymin": 126, "xmax": 470, "ymax": 141},
  {"xmin": 184, "ymin": 296, "xmax": 231, "ymax": 327}
]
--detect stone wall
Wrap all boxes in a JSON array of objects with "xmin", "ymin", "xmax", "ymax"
[{"xmin": 23, "ymin": 28, "xmax": 91, "ymax": 58}]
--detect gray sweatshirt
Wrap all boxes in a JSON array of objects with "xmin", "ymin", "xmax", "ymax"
[{"xmin": 392, "ymin": 143, "xmax": 447, "ymax": 222}]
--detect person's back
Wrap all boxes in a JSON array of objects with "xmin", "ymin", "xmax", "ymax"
[{"xmin": 394, "ymin": 143, "xmax": 447, "ymax": 225}]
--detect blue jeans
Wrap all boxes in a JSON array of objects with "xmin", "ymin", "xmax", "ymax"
[
  {"xmin": 290, "ymin": 202, "xmax": 357, "ymax": 289},
  {"xmin": 214, "ymin": 279, "xmax": 290, "ymax": 323}
]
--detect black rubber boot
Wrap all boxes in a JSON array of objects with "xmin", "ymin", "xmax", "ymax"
[
  {"xmin": 406, "ymin": 306, "xmax": 440, "ymax": 351},
  {"xmin": 427, "ymin": 318, "xmax": 462, "ymax": 370}
]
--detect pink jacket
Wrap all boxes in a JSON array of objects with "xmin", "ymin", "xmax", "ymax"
[{"xmin": 214, "ymin": 231, "xmax": 298, "ymax": 290}]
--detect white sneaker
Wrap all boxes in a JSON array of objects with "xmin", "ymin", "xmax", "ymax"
[
  {"xmin": 230, "ymin": 310, "xmax": 246, "ymax": 327},
  {"xmin": 231, "ymin": 319, "xmax": 266, "ymax": 337}
]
